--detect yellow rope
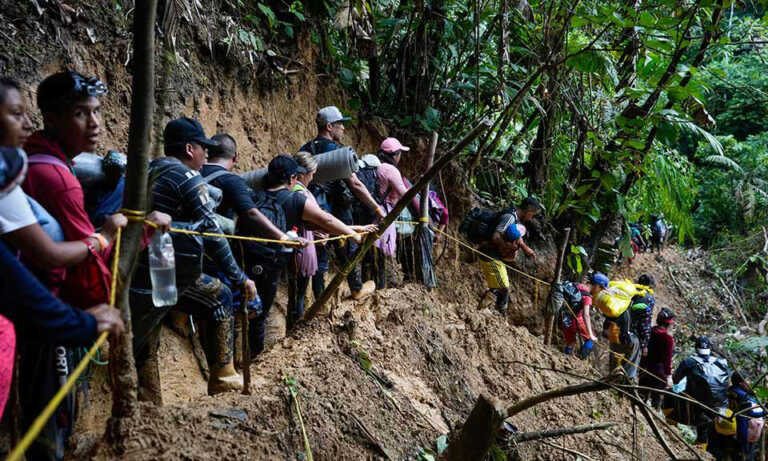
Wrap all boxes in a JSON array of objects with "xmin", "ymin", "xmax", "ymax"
[
  {"xmin": 427, "ymin": 223, "xmax": 552, "ymax": 286},
  {"xmin": 7, "ymin": 228, "xmax": 123, "ymax": 461},
  {"xmin": 139, "ymin": 216, "xmax": 371, "ymax": 246}
]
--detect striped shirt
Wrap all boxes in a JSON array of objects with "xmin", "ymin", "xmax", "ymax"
[{"xmin": 149, "ymin": 157, "xmax": 246, "ymax": 285}]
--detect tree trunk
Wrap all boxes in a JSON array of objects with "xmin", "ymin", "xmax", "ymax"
[
  {"xmin": 440, "ymin": 394, "xmax": 506, "ymax": 461},
  {"xmin": 513, "ymin": 422, "xmax": 617, "ymax": 443},
  {"xmin": 107, "ymin": 0, "xmax": 158, "ymax": 445},
  {"xmin": 543, "ymin": 227, "xmax": 571, "ymax": 345}
]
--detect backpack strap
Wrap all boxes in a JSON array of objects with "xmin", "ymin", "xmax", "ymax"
[
  {"xmin": 203, "ymin": 169, "xmax": 234, "ymax": 184},
  {"xmin": 28, "ymin": 154, "xmax": 71, "ymax": 171}
]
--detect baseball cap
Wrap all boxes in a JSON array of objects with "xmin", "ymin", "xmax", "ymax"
[
  {"xmin": 163, "ymin": 117, "xmax": 219, "ymax": 150},
  {"xmin": 589, "ymin": 272, "xmax": 609, "ymax": 288},
  {"xmin": 268, "ymin": 155, "xmax": 308, "ymax": 182},
  {"xmin": 696, "ymin": 336, "xmax": 712, "ymax": 356},
  {"xmin": 316, "ymin": 106, "xmax": 352, "ymax": 126},
  {"xmin": 0, "ymin": 147, "xmax": 27, "ymax": 199},
  {"xmin": 504, "ymin": 223, "xmax": 526, "ymax": 242},
  {"xmin": 380, "ymin": 137, "xmax": 410, "ymax": 153},
  {"xmin": 37, "ymin": 71, "xmax": 108, "ymax": 113}
]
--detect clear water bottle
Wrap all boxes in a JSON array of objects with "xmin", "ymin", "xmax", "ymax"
[
  {"xmin": 149, "ymin": 231, "xmax": 178, "ymax": 307},
  {"xmin": 282, "ymin": 227, "xmax": 299, "ymax": 253}
]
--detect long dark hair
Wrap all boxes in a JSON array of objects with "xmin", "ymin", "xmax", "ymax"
[{"xmin": 378, "ymin": 149, "xmax": 399, "ymax": 166}]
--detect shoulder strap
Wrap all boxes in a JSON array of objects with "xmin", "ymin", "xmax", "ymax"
[
  {"xmin": 203, "ymin": 169, "xmax": 234, "ymax": 184},
  {"xmin": 272, "ymin": 188, "xmax": 293, "ymax": 207},
  {"xmin": 28, "ymin": 154, "xmax": 70, "ymax": 170}
]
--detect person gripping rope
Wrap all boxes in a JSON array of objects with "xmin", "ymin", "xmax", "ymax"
[
  {"xmin": 462, "ymin": 197, "xmax": 541, "ymax": 313},
  {"xmin": 299, "ymin": 106, "xmax": 384, "ymax": 301},
  {"xmin": 557, "ymin": 280, "xmax": 597, "ymax": 358},
  {"xmin": 130, "ymin": 117, "xmax": 257, "ymax": 396}
]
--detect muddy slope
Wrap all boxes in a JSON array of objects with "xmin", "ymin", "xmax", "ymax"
[{"xmin": 70, "ymin": 247, "xmax": 704, "ymax": 461}]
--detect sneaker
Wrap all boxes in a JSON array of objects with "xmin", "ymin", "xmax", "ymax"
[{"xmin": 351, "ymin": 280, "xmax": 376, "ymax": 300}]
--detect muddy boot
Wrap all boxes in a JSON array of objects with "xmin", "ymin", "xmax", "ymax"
[
  {"xmin": 351, "ymin": 280, "xmax": 376, "ymax": 300},
  {"xmin": 207, "ymin": 319, "xmax": 243, "ymax": 395},
  {"xmin": 493, "ymin": 288, "xmax": 509, "ymax": 314}
]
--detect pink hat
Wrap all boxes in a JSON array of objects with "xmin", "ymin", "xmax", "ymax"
[{"xmin": 380, "ymin": 137, "xmax": 410, "ymax": 153}]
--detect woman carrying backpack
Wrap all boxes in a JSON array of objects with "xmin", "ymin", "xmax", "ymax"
[{"xmin": 558, "ymin": 280, "xmax": 598, "ymax": 358}]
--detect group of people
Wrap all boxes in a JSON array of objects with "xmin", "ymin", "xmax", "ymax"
[
  {"xmin": 464, "ymin": 205, "xmax": 764, "ymax": 459},
  {"xmin": 0, "ymin": 70, "xmax": 450, "ymax": 459},
  {"xmin": 615, "ymin": 215, "xmax": 668, "ymax": 264}
]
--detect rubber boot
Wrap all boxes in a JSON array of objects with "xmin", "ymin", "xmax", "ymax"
[
  {"xmin": 351, "ymin": 280, "xmax": 376, "ymax": 300},
  {"xmin": 207, "ymin": 319, "xmax": 243, "ymax": 395},
  {"xmin": 493, "ymin": 288, "xmax": 509, "ymax": 314},
  {"xmin": 137, "ymin": 328, "xmax": 163, "ymax": 405}
]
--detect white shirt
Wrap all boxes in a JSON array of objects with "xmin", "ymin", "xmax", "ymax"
[{"xmin": 0, "ymin": 186, "xmax": 37, "ymax": 235}]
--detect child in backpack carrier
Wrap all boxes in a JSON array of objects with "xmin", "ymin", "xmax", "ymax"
[{"xmin": 558, "ymin": 280, "xmax": 597, "ymax": 359}]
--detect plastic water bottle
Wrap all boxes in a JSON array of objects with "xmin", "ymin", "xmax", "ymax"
[
  {"xmin": 282, "ymin": 227, "xmax": 299, "ymax": 253},
  {"xmin": 149, "ymin": 231, "xmax": 178, "ymax": 307}
]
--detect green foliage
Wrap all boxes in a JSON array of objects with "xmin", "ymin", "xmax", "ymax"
[{"xmin": 567, "ymin": 245, "xmax": 588, "ymax": 276}]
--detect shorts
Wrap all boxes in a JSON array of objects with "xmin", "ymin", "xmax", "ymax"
[
  {"xmin": 479, "ymin": 259, "xmax": 509, "ymax": 290},
  {"xmin": 561, "ymin": 310, "xmax": 589, "ymax": 344}
]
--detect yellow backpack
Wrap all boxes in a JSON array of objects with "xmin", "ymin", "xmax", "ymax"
[
  {"xmin": 714, "ymin": 408, "xmax": 737, "ymax": 436},
  {"xmin": 594, "ymin": 280, "xmax": 653, "ymax": 318}
]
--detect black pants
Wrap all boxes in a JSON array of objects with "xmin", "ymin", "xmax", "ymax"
[
  {"xmin": 313, "ymin": 239, "xmax": 362, "ymax": 294},
  {"xmin": 245, "ymin": 258, "xmax": 283, "ymax": 356},
  {"xmin": 131, "ymin": 273, "xmax": 235, "ymax": 370},
  {"xmin": 397, "ymin": 233, "xmax": 416, "ymax": 281}
]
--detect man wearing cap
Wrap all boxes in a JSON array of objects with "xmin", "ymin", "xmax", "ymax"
[
  {"xmin": 130, "ymin": 117, "xmax": 257, "ymax": 396},
  {"xmin": 300, "ymin": 106, "xmax": 384, "ymax": 300},
  {"xmin": 673, "ymin": 336, "xmax": 732, "ymax": 448},
  {"xmin": 475, "ymin": 197, "xmax": 541, "ymax": 313}
]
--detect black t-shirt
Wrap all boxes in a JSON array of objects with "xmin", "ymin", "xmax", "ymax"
[
  {"xmin": 200, "ymin": 164, "xmax": 256, "ymax": 220},
  {"xmin": 267, "ymin": 188, "xmax": 307, "ymax": 231}
]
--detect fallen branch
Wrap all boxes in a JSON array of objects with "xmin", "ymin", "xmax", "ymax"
[
  {"xmin": 350, "ymin": 413, "xmax": 395, "ymax": 460},
  {"xmin": 666, "ymin": 266, "xmax": 698, "ymax": 312},
  {"xmin": 513, "ymin": 422, "xmax": 617, "ymax": 442},
  {"xmin": 509, "ymin": 361, "xmax": 703, "ymax": 461},
  {"xmin": 506, "ymin": 379, "xmax": 610, "ymax": 417},
  {"xmin": 540, "ymin": 440, "xmax": 596, "ymax": 460}
]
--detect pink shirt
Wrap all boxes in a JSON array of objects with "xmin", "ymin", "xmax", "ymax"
[{"xmin": 377, "ymin": 163, "xmax": 408, "ymax": 207}]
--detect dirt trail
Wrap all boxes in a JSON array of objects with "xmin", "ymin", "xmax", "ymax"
[{"xmin": 67, "ymin": 245, "xmax": 717, "ymax": 461}]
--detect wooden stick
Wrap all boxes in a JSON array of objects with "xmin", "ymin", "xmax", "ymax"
[
  {"xmin": 513, "ymin": 422, "xmax": 617, "ymax": 442},
  {"xmin": 506, "ymin": 379, "xmax": 609, "ymax": 417},
  {"xmin": 544, "ymin": 227, "xmax": 571, "ymax": 345},
  {"xmin": 304, "ymin": 120, "xmax": 493, "ymax": 322}
]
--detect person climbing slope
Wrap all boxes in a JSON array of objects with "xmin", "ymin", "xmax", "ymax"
[
  {"xmin": 557, "ymin": 279, "xmax": 597, "ymax": 359},
  {"xmin": 299, "ymin": 106, "xmax": 384, "ymax": 301},
  {"xmin": 460, "ymin": 197, "xmax": 541, "ymax": 313},
  {"xmin": 589, "ymin": 272, "xmax": 641, "ymax": 379},
  {"xmin": 630, "ymin": 273, "xmax": 656, "ymax": 357},
  {"xmin": 638, "ymin": 307, "xmax": 675, "ymax": 408},
  {"xmin": 672, "ymin": 336, "xmax": 732, "ymax": 449}
]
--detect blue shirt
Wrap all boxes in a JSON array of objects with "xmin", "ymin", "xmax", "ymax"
[{"xmin": 0, "ymin": 240, "xmax": 96, "ymax": 345}]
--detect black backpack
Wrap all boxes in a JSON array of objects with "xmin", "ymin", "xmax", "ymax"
[
  {"xmin": 239, "ymin": 189, "xmax": 290, "ymax": 261},
  {"xmin": 687, "ymin": 355, "xmax": 731, "ymax": 407},
  {"xmin": 561, "ymin": 282, "xmax": 584, "ymax": 313},
  {"xmin": 353, "ymin": 165, "xmax": 381, "ymax": 223},
  {"xmin": 459, "ymin": 206, "xmax": 516, "ymax": 243}
]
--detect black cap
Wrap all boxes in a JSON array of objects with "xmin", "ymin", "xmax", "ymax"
[
  {"xmin": 0, "ymin": 147, "xmax": 27, "ymax": 198},
  {"xmin": 267, "ymin": 155, "xmax": 307, "ymax": 183},
  {"xmin": 163, "ymin": 117, "xmax": 219, "ymax": 150},
  {"xmin": 696, "ymin": 336, "xmax": 712, "ymax": 355}
]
